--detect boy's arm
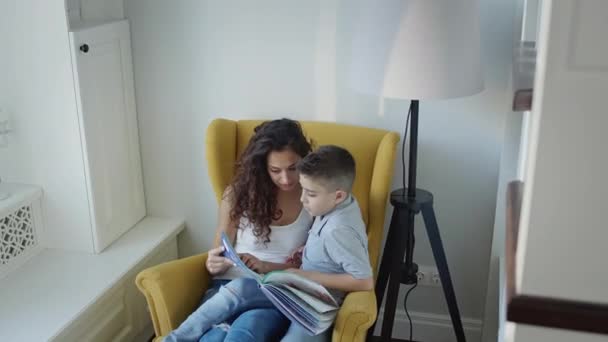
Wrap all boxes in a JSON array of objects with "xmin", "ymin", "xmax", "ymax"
[
  {"xmin": 240, "ymin": 244, "xmax": 306, "ymax": 274},
  {"xmin": 239, "ymin": 253, "xmax": 300, "ymax": 274},
  {"xmin": 287, "ymin": 268, "xmax": 374, "ymax": 292},
  {"xmin": 303, "ymin": 224, "xmax": 374, "ymax": 292},
  {"xmin": 263, "ymin": 261, "xmax": 299, "ymax": 272}
]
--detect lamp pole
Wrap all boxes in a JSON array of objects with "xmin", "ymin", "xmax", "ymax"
[
  {"xmin": 370, "ymin": 100, "xmax": 466, "ymax": 342},
  {"xmin": 351, "ymin": 2, "xmax": 483, "ymax": 340}
]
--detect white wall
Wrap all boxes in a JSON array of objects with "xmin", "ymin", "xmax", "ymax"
[
  {"xmin": 481, "ymin": 0, "xmax": 535, "ymax": 338},
  {"xmin": 0, "ymin": 0, "xmax": 94, "ymax": 253},
  {"xmin": 481, "ymin": 112, "xmax": 524, "ymax": 342},
  {"xmin": 0, "ymin": 0, "xmax": 20, "ymax": 178},
  {"xmin": 514, "ymin": 325, "xmax": 607, "ymax": 342},
  {"xmin": 125, "ymin": 0, "xmax": 515, "ymax": 330},
  {"xmin": 513, "ymin": 0, "xmax": 608, "ymax": 340},
  {"xmin": 517, "ymin": 0, "xmax": 608, "ymax": 305},
  {"xmin": 65, "ymin": 0, "xmax": 124, "ymax": 26}
]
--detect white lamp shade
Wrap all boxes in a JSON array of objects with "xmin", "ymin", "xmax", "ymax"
[{"xmin": 350, "ymin": 0, "xmax": 484, "ymax": 100}]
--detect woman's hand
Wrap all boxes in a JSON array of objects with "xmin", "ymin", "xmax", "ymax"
[
  {"xmin": 206, "ymin": 246, "xmax": 235, "ymax": 275},
  {"xmin": 239, "ymin": 253, "xmax": 268, "ymax": 274}
]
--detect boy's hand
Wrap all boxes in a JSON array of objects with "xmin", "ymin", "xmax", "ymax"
[
  {"xmin": 239, "ymin": 253, "xmax": 268, "ymax": 274},
  {"xmin": 286, "ymin": 245, "xmax": 305, "ymax": 267}
]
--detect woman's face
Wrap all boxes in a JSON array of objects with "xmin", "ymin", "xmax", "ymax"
[{"xmin": 267, "ymin": 149, "xmax": 302, "ymax": 192}]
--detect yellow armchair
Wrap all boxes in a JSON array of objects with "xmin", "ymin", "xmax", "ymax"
[{"xmin": 136, "ymin": 119, "xmax": 399, "ymax": 342}]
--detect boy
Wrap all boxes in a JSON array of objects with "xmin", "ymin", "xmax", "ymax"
[
  {"xmin": 282, "ymin": 145, "xmax": 374, "ymax": 341},
  {"xmin": 165, "ymin": 145, "xmax": 373, "ymax": 342}
]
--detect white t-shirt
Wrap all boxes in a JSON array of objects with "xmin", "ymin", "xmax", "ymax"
[{"xmin": 218, "ymin": 208, "xmax": 313, "ymax": 279}]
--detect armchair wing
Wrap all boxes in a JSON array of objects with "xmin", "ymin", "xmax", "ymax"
[
  {"xmin": 332, "ymin": 290, "xmax": 377, "ymax": 342},
  {"xmin": 135, "ymin": 253, "xmax": 211, "ymax": 338}
]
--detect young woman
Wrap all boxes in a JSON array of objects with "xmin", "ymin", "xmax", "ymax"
[{"xmin": 186, "ymin": 118, "xmax": 313, "ymax": 342}]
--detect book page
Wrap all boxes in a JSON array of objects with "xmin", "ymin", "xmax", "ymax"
[
  {"xmin": 271, "ymin": 284, "xmax": 337, "ymax": 321},
  {"xmin": 262, "ymin": 285, "xmax": 335, "ymax": 335},
  {"xmin": 282, "ymin": 285, "xmax": 339, "ymax": 314},
  {"xmin": 262, "ymin": 287, "xmax": 317, "ymax": 335},
  {"xmin": 220, "ymin": 232, "xmax": 261, "ymax": 281},
  {"xmin": 263, "ymin": 271, "xmax": 338, "ymax": 307}
]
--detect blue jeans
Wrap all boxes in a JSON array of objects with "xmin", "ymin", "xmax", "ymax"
[
  {"xmin": 200, "ymin": 307, "xmax": 287, "ymax": 342},
  {"xmin": 164, "ymin": 278, "xmax": 289, "ymax": 342},
  {"xmin": 280, "ymin": 323, "xmax": 331, "ymax": 342}
]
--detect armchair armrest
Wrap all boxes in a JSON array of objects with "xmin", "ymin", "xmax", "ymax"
[
  {"xmin": 135, "ymin": 252, "xmax": 211, "ymax": 337},
  {"xmin": 332, "ymin": 290, "xmax": 378, "ymax": 342}
]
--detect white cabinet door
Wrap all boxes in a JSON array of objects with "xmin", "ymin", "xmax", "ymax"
[{"xmin": 69, "ymin": 20, "xmax": 145, "ymax": 253}]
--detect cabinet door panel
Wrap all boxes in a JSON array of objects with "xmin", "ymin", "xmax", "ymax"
[{"xmin": 70, "ymin": 20, "xmax": 145, "ymax": 252}]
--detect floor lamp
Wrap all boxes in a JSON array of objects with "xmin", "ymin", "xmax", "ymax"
[{"xmin": 363, "ymin": 1, "xmax": 484, "ymax": 341}]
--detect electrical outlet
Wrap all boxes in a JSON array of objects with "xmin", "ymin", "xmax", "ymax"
[
  {"xmin": 431, "ymin": 272, "xmax": 441, "ymax": 286},
  {"xmin": 416, "ymin": 270, "xmax": 426, "ymax": 283},
  {"xmin": 416, "ymin": 265, "xmax": 442, "ymax": 287}
]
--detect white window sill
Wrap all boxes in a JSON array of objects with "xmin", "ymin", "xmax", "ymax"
[{"xmin": 0, "ymin": 216, "xmax": 184, "ymax": 341}]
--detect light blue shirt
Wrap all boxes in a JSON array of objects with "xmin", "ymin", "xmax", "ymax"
[{"xmin": 301, "ymin": 195, "xmax": 372, "ymax": 303}]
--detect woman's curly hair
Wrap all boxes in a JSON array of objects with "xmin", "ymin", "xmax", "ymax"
[{"xmin": 229, "ymin": 118, "xmax": 312, "ymax": 244}]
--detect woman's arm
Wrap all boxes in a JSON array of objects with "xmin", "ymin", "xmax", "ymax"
[
  {"xmin": 287, "ymin": 269, "xmax": 374, "ymax": 292},
  {"xmin": 213, "ymin": 188, "xmax": 238, "ymax": 246},
  {"xmin": 206, "ymin": 188, "xmax": 239, "ymax": 275}
]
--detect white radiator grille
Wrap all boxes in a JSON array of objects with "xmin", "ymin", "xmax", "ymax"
[
  {"xmin": 1, "ymin": 205, "xmax": 37, "ymax": 265},
  {"xmin": 0, "ymin": 184, "xmax": 43, "ymax": 279}
]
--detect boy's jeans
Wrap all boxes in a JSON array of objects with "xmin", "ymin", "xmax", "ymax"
[
  {"xmin": 281, "ymin": 323, "xmax": 331, "ymax": 342},
  {"xmin": 199, "ymin": 307, "xmax": 287, "ymax": 342},
  {"xmin": 164, "ymin": 278, "xmax": 275, "ymax": 342}
]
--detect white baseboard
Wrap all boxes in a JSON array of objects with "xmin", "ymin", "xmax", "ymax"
[
  {"xmin": 133, "ymin": 323, "xmax": 154, "ymax": 342},
  {"xmin": 372, "ymin": 309, "xmax": 483, "ymax": 342}
]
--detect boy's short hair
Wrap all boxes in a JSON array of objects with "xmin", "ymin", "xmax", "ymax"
[{"xmin": 297, "ymin": 145, "xmax": 356, "ymax": 192}]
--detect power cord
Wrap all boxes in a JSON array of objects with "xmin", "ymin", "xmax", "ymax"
[
  {"xmin": 404, "ymin": 281, "xmax": 418, "ymax": 342},
  {"xmin": 401, "ymin": 102, "xmax": 412, "ymax": 191},
  {"xmin": 400, "ymin": 100, "xmax": 416, "ymax": 266},
  {"xmin": 401, "ymin": 100, "xmax": 417, "ymax": 341}
]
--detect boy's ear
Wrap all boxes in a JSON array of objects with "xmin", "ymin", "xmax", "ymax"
[{"xmin": 335, "ymin": 189, "xmax": 348, "ymax": 204}]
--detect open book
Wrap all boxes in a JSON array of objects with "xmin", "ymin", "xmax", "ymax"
[{"xmin": 220, "ymin": 232, "xmax": 339, "ymax": 335}]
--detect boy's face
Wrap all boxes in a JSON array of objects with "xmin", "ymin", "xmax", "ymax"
[{"xmin": 299, "ymin": 175, "xmax": 347, "ymax": 217}]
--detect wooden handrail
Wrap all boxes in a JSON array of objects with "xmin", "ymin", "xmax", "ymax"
[
  {"xmin": 505, "ymin": 181, "xmax": 523, "ymax": 304},
  {"xmin": 508, "ymin": 295, "xmax": 608, "ymax": 335},
  {"xmin": 505, "ymin": 180, "xmax": 608, "ymax": 335},
  {"xmin": 512, "ymin": 41, "xmax": 536, "ymax": 111}
]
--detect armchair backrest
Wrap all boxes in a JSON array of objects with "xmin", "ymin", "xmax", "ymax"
[{"xmin": 205, "ymin": 119, "xmax": 399, "ymax": 272}]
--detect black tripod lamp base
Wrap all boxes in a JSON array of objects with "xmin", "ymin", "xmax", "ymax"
[{"xmin": 370, "ymin": 187, "xmax": 467, "ymax": 342}]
